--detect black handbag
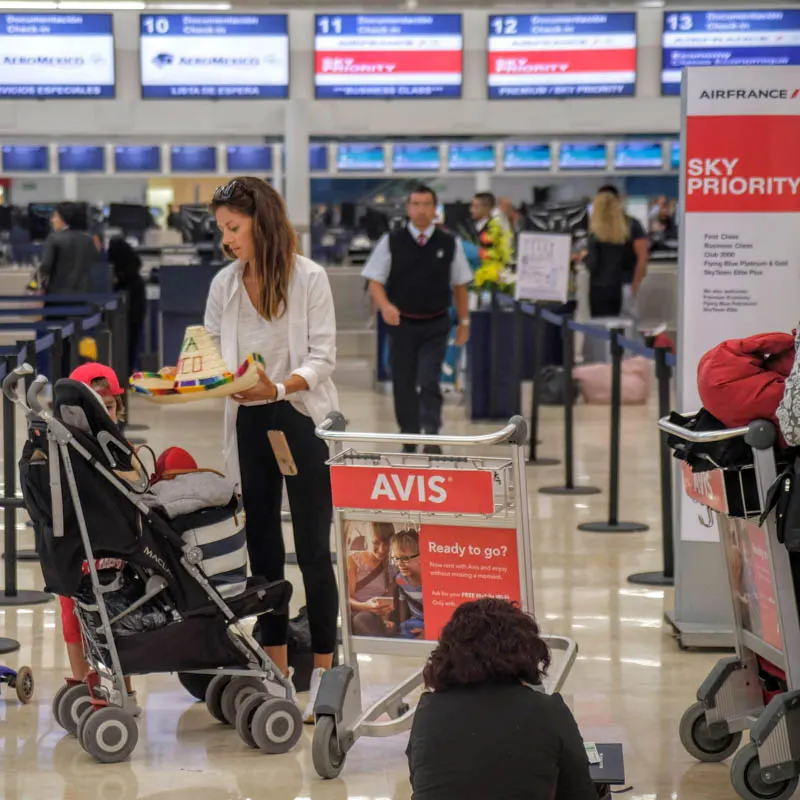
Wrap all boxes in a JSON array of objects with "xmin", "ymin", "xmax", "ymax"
[{"xmin": 761, "ymin": 457, "xmax": 800, "ymax": 551}]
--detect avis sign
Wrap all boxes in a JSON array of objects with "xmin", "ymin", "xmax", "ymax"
[
  {"xmin": 681, "ymin": 463, "xmax": 728, "ymax": 514},
  {"xmin": 330, "ymin": 466, "xmax": 495, "ymax": 515}
]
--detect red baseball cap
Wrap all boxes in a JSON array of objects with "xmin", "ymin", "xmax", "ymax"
[
  {"xmin": 69, "ymin": 363, "xmax": 124, "ymax": 396},
  {"xmin": 152, "ymin": 447, "xmax": 198, "ymax": 483}
]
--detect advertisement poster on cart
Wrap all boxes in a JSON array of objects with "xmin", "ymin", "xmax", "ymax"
[
  {"xmin": 678, "ymin": 66, "xmax": 800, "ymax": 542},
  {"xmin": 344, "ymin": 520, "xmax": 520, "ymax": 642},
  {"xmin": 720, "ymin": 519, "xmax": 782, "ymax": 651}
]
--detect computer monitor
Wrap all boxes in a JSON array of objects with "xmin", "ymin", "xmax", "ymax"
[
  {"xmin": 108, "ymin": 203, "xmax": 155, "ymax": 235},
  {"xmin": 179, "ymin": 205, "xmax": 217, "ymax": 244}
]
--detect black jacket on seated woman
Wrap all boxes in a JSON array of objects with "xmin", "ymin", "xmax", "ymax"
[{"xmin": 407, "ymin": 598, "xmax": 597, "ymax": 800}]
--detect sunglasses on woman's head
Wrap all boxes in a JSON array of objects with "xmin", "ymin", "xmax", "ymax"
[{"xmin": 213, "ymin": 180, "xmax": 241, "ymax": 202}]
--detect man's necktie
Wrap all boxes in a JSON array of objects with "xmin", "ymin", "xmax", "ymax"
[{"xmin": 417, "ymin": 234, "xmax": 427, "ymax": 247}]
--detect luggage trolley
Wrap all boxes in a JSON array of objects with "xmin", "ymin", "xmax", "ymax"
[
  {"xmin": 659, "ymin": 415, "xmax": 800, "ymax": 800},
  {"xmin": 310, "ymin": 412, "xmax": 578, "ymax": 779}
]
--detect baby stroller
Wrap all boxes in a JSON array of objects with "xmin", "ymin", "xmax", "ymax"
[{"xmin": 4, "ymin": 364, "xmax": 302, "ymax": 764}]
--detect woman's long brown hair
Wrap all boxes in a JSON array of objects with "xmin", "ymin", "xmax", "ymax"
[{"xmin": 210, "ymin": 176, "xmax": 297, "ymax": 321}]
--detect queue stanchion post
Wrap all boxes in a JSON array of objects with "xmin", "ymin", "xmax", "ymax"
[
  {"xmin": 51, "ymin": 328, "xmax": 64, "ymax": 385},
  {"xmin": 579, "ymin": 328, "xmax": 649, "ymax": 534},
  {"xmin": 68, "ymin": 317, "xmax": 83, "ymax": 373},
  {"xmin": 527, "ymin": 303, "xmax": 560, "ymax": 466},
  {"xmin": 629, "ymin": 346, "xmax": 675, "ymax": 585},
  {"xmin": 489, "ymin": 288, "xmax": 500, "ymax": 420},
  {"xmin": 540, "ymin": 316, "xmax": 600, "ymax": 496},
  {"xmin": 0, "ymin": 355, "xmax": 51, "ymax": 607},
  {"xmin": 116, "ymin": 292, "xmax": 147, "ymax": 440}
]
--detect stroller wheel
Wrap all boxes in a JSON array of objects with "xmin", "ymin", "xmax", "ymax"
[
  {"xmin": 205, "ymin": 675, "xmax": 232, "ymax": 725},
  {"xmin": 221, "ymin": 677, "xmax": 266, "ymax": 726},
  {"xmin": 235, "ymin": 692, "xmax": 268, "ymax": 749},
  {"xmin": 80, "ymin": 707, "xmax": 139, "ymax": 764},
  {"xmin": 76, "ymin": 705, "xmax": 95, "ymax": 744},
  {"xmin": 251, "ymin": 697, "xmax": 304, "ymax": 755},
  {"xmin": 52, "ymin": 683, "xmax": 71, "ymax": 729},
  {"xmin": 14, "ymin": 666, "xmax": 34, "ymax": 704},
  {"xmin": 58, "ymin": 683, "xmax": 92, "ymax": 737}
]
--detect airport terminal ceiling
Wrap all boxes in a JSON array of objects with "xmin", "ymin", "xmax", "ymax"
[{"xmin": 189, "ymin": 0, "xmax": 800, "ymax": 7}]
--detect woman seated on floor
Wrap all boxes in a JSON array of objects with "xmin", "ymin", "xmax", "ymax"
[{"xmin": 407, "ymin": 598, "xmax": 597, "ymax": 800}]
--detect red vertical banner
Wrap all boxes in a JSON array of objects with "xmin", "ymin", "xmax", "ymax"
[
  {"xmin": 742, "ymin": 521, "xmax": 782, "ymax": 651},
  {"xmin": 419, "ymin": 525, "xmax": 521, "ymax": 641}
]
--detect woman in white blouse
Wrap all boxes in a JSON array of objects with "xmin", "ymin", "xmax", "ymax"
[{"xmin": 205, "ymin": 177, "xmax": 338, "ymax": 721}]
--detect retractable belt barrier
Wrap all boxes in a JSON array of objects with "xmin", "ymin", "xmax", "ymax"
[
  {"xmin": 490, "ymin": 297, "xmax": 678, "ymax": 586},
  {"xmin": 0, "ymin": 294, "xmax": 134, "ymax": 637}
]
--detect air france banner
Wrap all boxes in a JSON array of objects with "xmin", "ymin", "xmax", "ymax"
[
  {"xmin": 315, "ymin": 14, "xmax": 463, "ymax": 99},
  {"xmin": 678, "ymin": 66, "xmax": 800, "ymax": 542},
  {"xmin": 487, "ymin": 13, "xmax": 636, "ymax": 98},
  {"xmin": 140, "ymin": 14, "xmax": 288, "ymax": 99},
  {"xmin": 0, "ymin": 14, "xmax": 115, "ymax": 98}
]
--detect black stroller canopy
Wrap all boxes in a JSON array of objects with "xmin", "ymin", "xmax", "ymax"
[{"xmin": 53, "ymin": 379, "xmax": 132, "ymax": 471}]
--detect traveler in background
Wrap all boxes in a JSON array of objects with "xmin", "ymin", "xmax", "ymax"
[
  {"xmin": 205, "ymin": 176, "xmax": 338, "ymax": 722},
  {"xmin": 166, "ymin": 204, "xmax": 181, "ymax": 231},
  {"xmin": 407, "ymin": 598, "xmax": 597, "ymax": 800},
  {"xmin": 40, "ymin": 202, "xmax": 101, "ymax": 295},
  {"xmin": 470, "ymin": 191, "xmax": 496, "ymax": 238},
  {"xmin": 363, "ymin": 185, "xmax": 472, "ymax": 454},
  {"xmin": 597, "ymin": 185, "xmax": 648, "ymax": 322},
  {"xmin": 498, "ymin": 197, "xmax": 523, "ymax": 235},
  {"xmin": 108, "ymin": 236, "xmax": 147, "ymax": 374}
]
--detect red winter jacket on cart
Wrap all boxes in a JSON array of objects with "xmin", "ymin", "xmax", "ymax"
[{"xmin": 697, "ymin": 332, "xmax": 795, "ymax": 438}]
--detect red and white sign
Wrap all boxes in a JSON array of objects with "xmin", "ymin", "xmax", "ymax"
[
  {"xmin": 330, "ymin": 466, "xmax": 495, "ymax": 515},
  {"xmin": 681, "ymin": 463, "xmax": 728, "ymax": 514},
  {"xmin": 678, "ymin": 66, "xmax": 800, "ymax": 542},
  {"xmin": 420, "ymin": 525, "xmax": 520, "ymax": 640}
]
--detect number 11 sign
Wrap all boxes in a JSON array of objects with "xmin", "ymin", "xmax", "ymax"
[{"xmin": 515, "ymin": 232, "xmax": 572, "ymax": 304}]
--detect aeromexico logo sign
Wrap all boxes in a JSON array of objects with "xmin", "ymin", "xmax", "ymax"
[{"xmin": 331, "ymin": 466, "xmax": 495, "ymax": 515}]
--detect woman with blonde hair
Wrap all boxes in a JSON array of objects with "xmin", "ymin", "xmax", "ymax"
[{"xmin": 585, "ymin": 189, "xmax": 631, "ymax": 318}]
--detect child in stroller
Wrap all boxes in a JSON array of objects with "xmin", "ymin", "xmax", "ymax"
[{"xmin": 12, "ymin": 362, "xmax": 304, "ymax": 764}]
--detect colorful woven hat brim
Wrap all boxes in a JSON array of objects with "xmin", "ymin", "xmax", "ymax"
[{"xmin": 130, "ymin": 354, "xmax": 263, "ymax": 404}]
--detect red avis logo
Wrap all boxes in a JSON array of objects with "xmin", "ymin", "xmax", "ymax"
[
  {"xmin": 793, "ymin": 90, "xmax": 800, "ymax": 99},
  {"xmin": 370, "ymin": 473, "xmax": 447, "ymax": 504}
]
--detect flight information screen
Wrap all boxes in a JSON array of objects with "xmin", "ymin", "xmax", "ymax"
[
  {"xmin": 559, "ymin": 142, "xmax": 608, "ymax": 170},
  {"xmin": 393, "ymin": 144, "xmax": 441, "ymax": 171},
  {"xmin": 0, "ymin": 14, "xmax": 115, "ymax": 98},
  {"xmin": 114, "ymin": 146, "xmax": 162, "ymax": 173},
  {"xmin": 2, "ymin": 146, "xmax": 50, "ymax": 172},
  {"xmin": 661, "ymin": 10, "xmax": 800, "ymax": 95},
  {"xmin": 315, "ymin": 14, "xmax": 463, "ymax": 99},
  {"xmin": 140, "ymin": 14, "xmax": 289, "ymax": 99},
  {"xmin": 226, "ymin": 145, "xmax": 272, "ymax": 172},
  {"xmin": 58, "ymin": 146, "xmax": 105, "ymax": 172},
  {"xmin": 488, "ymin": 13, "xmax": 637, "ymax": 98},
  {"xmin": 170, "ymin": 145, "xmax": 217, "ymax": 172},
  {"xmin": 448, "ymin": 144, "xmax": 496, "ymax": 171},
  {"xmin": 337, "ymin": 144, "xmax": 386, "ymax": 171},
  {"xmin": 503, "ymin": 143, "xmax": 552, "ymax": 170},
  {"xmin": 614, "ymin": 141, "xmax": 663, "ymax": 169}
]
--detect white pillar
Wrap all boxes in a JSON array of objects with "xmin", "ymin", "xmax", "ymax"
[
  {"xmin": 284, "ymin": 101, "xmax": 311, "ymax": 256},
  {"xmin": 62, "ymin": 173, "xmax": 79, "ymax": 201},
  {"xmin": 475, "ymin": 172, "xmax": 492, "ymax": 193}
]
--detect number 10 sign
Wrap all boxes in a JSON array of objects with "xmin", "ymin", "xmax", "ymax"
[{"xmin": 515, "ymin": 232, "xmax": 572, "ymax": 304}]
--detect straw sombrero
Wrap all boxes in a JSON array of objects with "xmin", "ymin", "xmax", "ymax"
[{"xmin": 130, "ymin": 326, "xmax": 263, "ymax": 404}]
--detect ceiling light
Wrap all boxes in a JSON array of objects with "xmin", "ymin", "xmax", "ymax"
[
  {"xmin": 147, "ymin": 2, "xmax": 232, "ymax": 8},
  {"xmin": 58, "ymin": 0, "xmax": 146, "ymax": 7}
]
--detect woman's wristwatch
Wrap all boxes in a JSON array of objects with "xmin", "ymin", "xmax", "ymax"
[{"xmin": 274, "ymin": 383, "xmax": 287, "ymax": 402}]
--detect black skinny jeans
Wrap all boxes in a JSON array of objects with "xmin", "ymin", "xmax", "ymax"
[{"xmin": 236, "ymin": 401, "xmax": 338, "ymax": 654}]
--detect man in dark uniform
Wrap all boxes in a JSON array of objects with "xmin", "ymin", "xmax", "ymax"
[{"xmin": 363, "ymin": 185, "xmax": 472, "ymax": 453}]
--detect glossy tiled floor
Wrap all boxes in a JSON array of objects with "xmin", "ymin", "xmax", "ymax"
[{"xmin": 1, "ymin": 386, "xmax": 742, "ymax": 799}]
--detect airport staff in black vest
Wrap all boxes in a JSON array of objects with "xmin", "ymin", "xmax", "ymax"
[{"xmin": 363, "ymin": 185, "xmax": 472, "ymax": 453}]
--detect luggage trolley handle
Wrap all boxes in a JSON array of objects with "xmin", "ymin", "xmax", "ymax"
[
  {"xmin": 657, "ymin": 416, "xmax": 777, "ymax": 452},
  {"xmin": 315, "ymin": 411, "xmax": 529, "ymax": 449}
]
